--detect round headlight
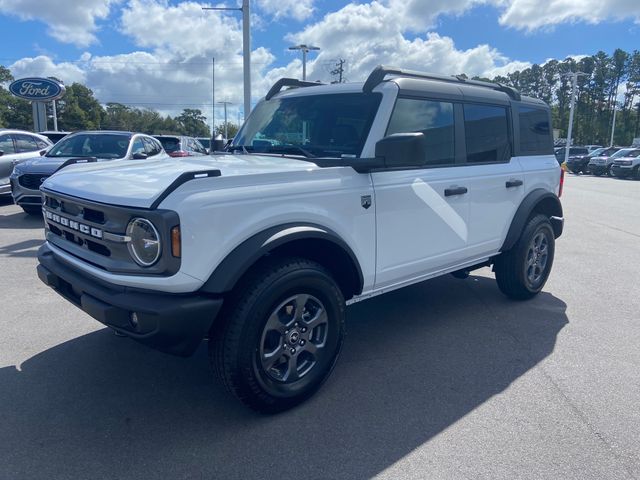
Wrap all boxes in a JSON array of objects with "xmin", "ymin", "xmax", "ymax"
[{"xmin": 126, "ymin": 218, "xmax": 161, "ymax": 267}]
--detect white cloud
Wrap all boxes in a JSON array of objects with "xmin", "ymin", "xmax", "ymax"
[
  {"xmin": 256, "ymin": 0, "xmax": 315, "ymax": 21},
  {"xmin": 286, "ymin": 2, "xmax": 528, "ymax": 83},
  {"xmin": 9, "ymin": 55, "xmax": 87, "ymax": 84},
  {"xmin": 0, "ymin": 0, "xmax": 118, "ymax": 47},
  {"xmin": 499, "ymin": 0, "xmax": 640, "ymax": 30}
]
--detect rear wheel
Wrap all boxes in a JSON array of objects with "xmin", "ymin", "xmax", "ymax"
[
  {"xmin": 494, "ymin": 214, "xmax": 555, "ymax": 300},
  {"xmin": 21, "ymin": 205, "xmax": 42, "ymax": 216},
  {"xmin": 633, "ymin": 166, "xmax": 640, "ymax": 180},
  {"xmin": 209, "ymin": 257, "xmax": 345, "ymax": 413},
  {"xmin": 608, "ymin": 165, "xmax": 616, "ymax": 177}
]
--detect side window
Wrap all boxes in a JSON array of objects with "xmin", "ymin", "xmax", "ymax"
[
  {"xmin": 463, "ymin": 104, "xmax": 510, "ymax": 163},
  {"xmin": 386, "ymin": 98, "xmax": 455, "ymax": 166},
  {"xmin": 131, "ymin": 137, "xmax": 145, "ymax": 157},
  {"xmin": 194, "ymin": 139, "xmax": 207, "ymax": 154},
  {"xmin": 143, "ymin": 137, "xmax": 162, "ymax": 156},
  {"xmin": 13, "ymin": 134, "xmax": 40, "ymax": 153},
  {"xmin": 0, "ymin": 135, "xmax": 16, "ymax": 154},
  {"xmin": 519, "ymin": 107, "xmax": 552, "ymax": 155}
]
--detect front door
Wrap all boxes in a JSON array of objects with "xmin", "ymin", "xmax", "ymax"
[{"xmin": 372, "ymin": 97, "xmax": 472, "ymax": 288}]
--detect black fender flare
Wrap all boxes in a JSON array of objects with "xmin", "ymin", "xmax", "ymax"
[
  {"xmin": 200, "ymin": 223, "xmax": 364, "ymax": 295},
  {"xmin": 501, "ymin": 189, "xmax": 563, "ymax": 252}
]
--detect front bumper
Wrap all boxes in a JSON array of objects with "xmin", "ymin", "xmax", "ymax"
[
  {"xmin": 587, "ymin": 164, "xmax": 608, "ymax": 175},
  {"xmin": 37, "ymin": 244, "xmax": 223, "ymax": 356},
  {"xmin": 10, "ymin": 175, "xmax": 42, "ymax": 206}
]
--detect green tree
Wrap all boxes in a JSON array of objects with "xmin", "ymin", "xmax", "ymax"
[
  {"xmin": 214, "ymin": 121, "xmax": 240, "ymax": 139},
  {"xmin": 176, "ymin": 109, "xmax": 210, "ymax": 137}
]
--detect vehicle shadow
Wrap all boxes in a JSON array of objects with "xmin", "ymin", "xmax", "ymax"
[
  {"xmin": 0, "ymin": 239, "xmax": 42, "ymax": 258},
  {"xmin": 0, "ymin": 205, "xmax": 43, "ymax": 230},
  {"xmin": 0, "ymin": 274, "xmax": 568, "ymax": 480}
]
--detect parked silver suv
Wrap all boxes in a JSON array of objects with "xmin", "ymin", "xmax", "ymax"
[
  {"xmin": 11, "ymin": 131, "xmax": 168, "ymax": 215},
  {"xmin": 0, "ymin": 129, "xmax": 52, "ymax": 196}
]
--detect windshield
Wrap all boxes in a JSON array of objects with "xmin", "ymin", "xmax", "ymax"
[
  {"xmin": 47, "ymin": 133, "xmax": 130, "ymax": 159},
  {"xmin": 587, "ymin": 148, "xmax": 606, "ymax": 157},
  {"xmin": 232, "ymin": 92, "xmax": 382, "ymax": 159},
  {"xmin": 620, "ymin": 149, "xmax": 640, "ymax": 158},
  {"xmin": 611, "ymin": 148, "xmax": 635, "ymax": 159}
]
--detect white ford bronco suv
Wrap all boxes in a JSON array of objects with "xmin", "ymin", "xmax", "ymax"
[{"xmin": 37, "ymin": 66, "xmax": 564, "ymax": 412}]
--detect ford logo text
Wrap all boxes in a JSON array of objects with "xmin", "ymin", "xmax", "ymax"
[{"xmin": 9, "ymin": 77, "xmax": 66, "ymax": 101}]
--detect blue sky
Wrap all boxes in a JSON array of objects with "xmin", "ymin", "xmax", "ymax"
[{"xmin": 1, "ymin": 0, "xmax": 638, "ymax": 124}]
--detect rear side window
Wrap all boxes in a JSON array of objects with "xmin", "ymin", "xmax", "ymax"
[
  {"xmin": 519, "ymin": 107, "xmax": 553, "ymax": 155},
  {"xmin": 13, "ymin": 134, "xmax": 40, "ymax": 153},
  {"xmin": 386, "ymin": 98, "xmax": 455, "ymax": 166},
  {"xmin": 143, "ymin": 137, "xmax": 162, "ymax": 156},
  {"xmin": 0, "ymin": 134, "xmax": 16, "ymax": 154},
  {"xmin": 463, "ymin": 104, "xmax": 510, "ymax": 163}
]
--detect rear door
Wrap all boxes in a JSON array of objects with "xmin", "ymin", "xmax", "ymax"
[{"xmin": 461, "ymin": 103, "xmax": 525, "ymax": 258}]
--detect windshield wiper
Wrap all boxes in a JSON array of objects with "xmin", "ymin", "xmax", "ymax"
[{"xmin": 265, "ymin": 145, "xmax": 316, "ymax": 158}]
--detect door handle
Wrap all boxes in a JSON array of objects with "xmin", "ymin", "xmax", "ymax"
[
  {"xmin": 505, "ymin": 179, "xmax": 523, "ymax": 188},
  {"xmin": 444, "ymin": 186, "xmax": 468, "ymax": 197}
]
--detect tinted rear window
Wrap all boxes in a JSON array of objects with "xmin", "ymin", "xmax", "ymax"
[
  {"xmin": 156, "ymin": 137, "xmax": 180, "ymax": 153},
  {"xmin": 519, "ymin": 107, "xmax": 553, "ymax": 155},
  {"xmin": 464, "ymin": 104, "xmax": 511, "ymax": 163}
]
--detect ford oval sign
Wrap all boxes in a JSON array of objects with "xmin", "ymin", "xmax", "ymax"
[{"xmin": 9, "ymin": 77, "xmax": 65, "ymax": 101}]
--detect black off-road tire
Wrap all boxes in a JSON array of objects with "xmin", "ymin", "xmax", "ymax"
[
  {"xmin": 21, "ymin": 205, "xmax": 42, "ymax": 216},
  {"xmin": 209, "ymin": 257, "xmax": 346, "ymax": 413},
  {"xmin": 494, "ymin": 214, "xmax": 555, "ymax": 300}
]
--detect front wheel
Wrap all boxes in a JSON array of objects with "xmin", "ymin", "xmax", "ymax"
[
  {"xmin": 494, "ymin": 214, "xmax": 555, "ymax": 300},
  {"xmin": 209, "ymin": 257, "xmax": 345, "ymax": 413}
]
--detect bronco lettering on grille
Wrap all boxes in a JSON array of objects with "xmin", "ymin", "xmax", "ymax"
[{"xmin": 44, "ymin": 209, "xmax": 103, "ymax": 239}]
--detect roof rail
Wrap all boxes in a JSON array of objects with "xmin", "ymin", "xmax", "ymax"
[
  {"xmin": 363, "ymin": 65, "xmax": 521, "ymax": 101},
  {"xmin": 265, "ymin": 78, "xmax": 324, "ymax": 100}
]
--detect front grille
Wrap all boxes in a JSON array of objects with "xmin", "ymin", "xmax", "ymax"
[
  {"xmin": 19, "ymin": 174, "xmax": 49, "ymax": 190},
  {"xmin": 42, "ymin": 189, "xmax": 181, "ymax": 276}
]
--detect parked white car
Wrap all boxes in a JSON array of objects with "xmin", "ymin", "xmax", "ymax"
[
  {"xmin": 0, "ymin": 129, "xmax": 52, "ymax": 196},
  {"xmin": 36, "ymin": 66, "xmax": 563, "ymax": 413}
]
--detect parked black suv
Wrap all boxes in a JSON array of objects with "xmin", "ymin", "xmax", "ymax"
[
  {"xmin": 566, "ymin": 147, "xmax": 619, "ymax": 174},
  {"xmin": 554, "ymin": 146, "xmax": 589, "ymax": 164}
]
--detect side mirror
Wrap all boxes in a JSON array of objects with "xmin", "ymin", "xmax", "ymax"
[
  {"xmin": 39, "ymin": 150, "xmax": 47, "ymax": 156},
  {"xmin": 0, "ymin": 150, "xmax": 4, "ymax": 157},
  {"xmin": 132, "ymin": 152, "xmax": 148, "ymax": 160},
  {"xmin": 375, "ymin": 133, "xmax": 428, "ymax": 169}
]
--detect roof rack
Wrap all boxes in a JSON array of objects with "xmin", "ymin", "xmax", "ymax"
[
  {"xmin": 265, "ymin": 78, "xmax": 324, "ymax": 100},
  {"xmin": 363, "ymin": 65, "xmax": 521, "ymax": 101}
]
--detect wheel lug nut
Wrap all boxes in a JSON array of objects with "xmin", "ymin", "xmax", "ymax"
[
  {"xmin": 301, "ymin": 327, "xmax": 307, "ymax": 333},
  {"xmin": 290, "ymin": 348, "xmax": 296, "ymax": 354},
  {"xmin": 299, "ymin": 340, "xmax": 305, "ymax": 346}
]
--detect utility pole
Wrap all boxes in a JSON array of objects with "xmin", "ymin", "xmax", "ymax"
[
  {"xmin": 217, "ymin": 101, "xmax": 233, "ymax": 139},
  {"xmin": 330, "ymin": 59, "xmax": 345, "ymax": 83},
  {"xmin": 610, "ymin": 85, "xmax": 619, "ymax": 147},
  {"xmin": 563, "ymin": 71, "xmax": 587, "ymax": 165},
  {"xmin": 212, "ymin": 57, "xmax": 215, "ymax": 137},
  {"xmin": 203, "ymin": 1, "xmax": 251, "ymax": 117},
  {"xmin": 289, "ymin": 44, "xmax": 320, "ymax": 81}
]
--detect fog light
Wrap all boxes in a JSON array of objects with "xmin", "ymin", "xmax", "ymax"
[{"xmin": 130, "ymin": 312, "xmax": 140, "ymax": 330}]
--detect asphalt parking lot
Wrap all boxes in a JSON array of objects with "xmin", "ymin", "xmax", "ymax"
[{"xmin": 0, "ymin": 174, "xmax": 639, "ymax": 480}]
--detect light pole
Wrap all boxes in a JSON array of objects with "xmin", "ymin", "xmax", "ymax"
[
  {"xmin": 563, "ymin": 71, "xmax": 587, "ymax": 166},
  {"xmin": 203, "ymin": 0, "xmax": 251, "ymax": 117},
  {"xmin": 217, "ymin": 101, "xmax": 233, "ymax": 139},
  {"xmin": 289, "ymin": 44, "xmax": 320, "ymax": 81}
]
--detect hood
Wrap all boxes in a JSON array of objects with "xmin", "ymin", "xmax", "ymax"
[
  {"xmin": 42, "ymin": 154, "xmax": 319, "ymax": 208},
  {"xmin": 17, "ymin": 155, "xmax": 98, "ymax": 174}
]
